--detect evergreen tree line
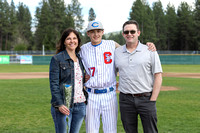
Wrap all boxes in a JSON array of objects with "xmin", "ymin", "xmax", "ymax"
[
  {"xmin": 0, "ymin": 0, "xmax": 84, "ymax": 51},
  {"xmin": 0, "ymin": 0, "xmax": 199, "ymax": 51},
  {"xmin": 107, "ymin": 0, "xmax": 200, "ymax": 50},
  {"xmin": 0, "ymin": 0, "xmax": 32, "ymax": 51}
]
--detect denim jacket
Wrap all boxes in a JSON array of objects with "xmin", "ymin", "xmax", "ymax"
[{"xmin": 49, "ymin": 50, "xmax": 88, "ymax": 108}]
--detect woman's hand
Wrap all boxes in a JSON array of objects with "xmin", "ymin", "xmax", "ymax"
[
  {"xmin": 85, "ymin": 74, "xmax": 90, "ymax": 83},
  {"xmin": 58, "ymin": 105, "xmax": 70, "ymax": 115}
]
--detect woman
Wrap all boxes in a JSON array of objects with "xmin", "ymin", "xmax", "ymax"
[{"xmin": 49, "ymin": 28, "xmax": 88, "ymax": 133}]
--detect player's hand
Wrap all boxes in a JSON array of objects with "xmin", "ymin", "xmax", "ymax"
[
  {"xmin": 146, "ymin": 42, "xmax": 156, "ymax": 51},
  {"xmin": 58, "ymin": 105, "xmax": 70, "ymax": 115}
]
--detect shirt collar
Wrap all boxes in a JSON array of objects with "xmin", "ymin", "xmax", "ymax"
[
  {"xmin": 123, "ymin": 41, "xmax": 142, "ymax": 53},
  {"xmin": 91, "ymin": 41, "xmax": 102, "ymax": 47}
]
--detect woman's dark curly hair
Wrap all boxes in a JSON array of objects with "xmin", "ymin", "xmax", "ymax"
[{"xmin": 56, "ymin": 28, "xmax": 81, "ymax": 54}]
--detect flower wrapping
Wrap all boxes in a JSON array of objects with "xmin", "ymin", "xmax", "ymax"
[{"xmin": 64, "ymin": 84, "xmax": 72, "ymax": 109}]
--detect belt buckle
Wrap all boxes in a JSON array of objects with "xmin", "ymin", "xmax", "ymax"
[
  {"xmin": 87, "ymin": 88, "xmax": 91, "ymax": 92},
  {"xmin": 109, "ymin": 87, "xmax": 114, "ymax": 92}
]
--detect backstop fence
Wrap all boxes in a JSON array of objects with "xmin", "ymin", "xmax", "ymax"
[{"xmin": 0, "ymin": 50, "xmax": 200, "ymax": 65}]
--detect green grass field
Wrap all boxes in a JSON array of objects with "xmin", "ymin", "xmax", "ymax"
[
  {"xmin": 0, "ymin": 64, "xmax": 49, "ymax": 73},
  {"xmin": 1, "ymin": 64, "xmax": 200, "ymax": 73},
  {"xmin": 162, "ymin": 64, "xmax": 200, "ymax": 73},
  {"xmin": 0, "ymin": 64, "xmax": 199, "ymax": 133}
]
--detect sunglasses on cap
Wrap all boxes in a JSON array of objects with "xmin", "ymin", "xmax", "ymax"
[{"xmin": 123, "ymin": 30, "xmax": 136, "ymax": 34}]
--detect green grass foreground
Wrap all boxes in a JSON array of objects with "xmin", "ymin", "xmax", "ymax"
[
  {"xmin": 0, "ymin": 64, "xmax": 200, "ymax": 73},
  {"xmin": 0, "ymin": 64, "xmax": 49, "ymax": 73},
  {"xmin": 0, "ymin": 64, "xmax": 200, "ymax": 132},
  {"xmin": 162, "ymin": 64, "xmax": 200, "ymax": 73}
]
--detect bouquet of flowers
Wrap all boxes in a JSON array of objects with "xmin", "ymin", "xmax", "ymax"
[{"xmin": 64, "ymin": 84, "xmax": 72, "ymax": 109}]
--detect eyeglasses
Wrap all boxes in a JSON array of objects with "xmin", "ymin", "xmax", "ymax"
[{"xmin": 123, "ymin": 30, "xmax": 136, "ymax": 34}]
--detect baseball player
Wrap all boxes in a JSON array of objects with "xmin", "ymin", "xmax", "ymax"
[
  {"xmin": 79, "ymin": 20, "xmax": 156, "ymax": 133},
  {"xmin": 79, "ymin": 20, "xmax": 119, "ymax": 133}
]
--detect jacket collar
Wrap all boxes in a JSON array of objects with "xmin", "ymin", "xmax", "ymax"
[
  {"xmin": 62, "ymin": 50, "xmax": 70, "ymax": 60},
  {"xmin": 63, "ymin": 50, "xmax": 81, "ymax": 60}
]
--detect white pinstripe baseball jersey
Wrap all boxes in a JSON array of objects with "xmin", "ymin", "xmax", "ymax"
[
  {"xmin": 80, "ymin": 39, "xmax": 118, "ymax": 133},
  {"xmin": 79, "ymin": 40, "xmax": 116, "ymax": 89}
]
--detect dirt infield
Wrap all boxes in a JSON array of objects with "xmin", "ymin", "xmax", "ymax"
[
  {"xmin": 1, "ymin": 72, "xmax": 200, "ymax": 79},
  {"xmin": 162, "ymin": 72, "xmax": 200, "ymax": 78},
  {"xmin": 0, "ymin": 72, "xmax": 49, "ymax": 79},
  {"xmin": 0, "ymin": 72, "xmax": 199, "ymax": 91}
]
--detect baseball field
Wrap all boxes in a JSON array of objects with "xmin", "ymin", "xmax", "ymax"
[{"xmin": 0, "ymin": 64, "xmax": 199, "ymax": 133}]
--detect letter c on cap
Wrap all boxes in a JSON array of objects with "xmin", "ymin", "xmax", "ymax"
[{"xmin": 91, "ymin": 22, "xmax": 99, "ymax": 27}]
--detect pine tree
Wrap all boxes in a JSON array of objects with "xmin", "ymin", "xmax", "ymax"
[
  {"xmin": 0, "ymin": 0, "xmax": 19, "ymax": 50},
  {"xmin": 130, "ymin": 0, "xmax": 145, "ymax": 43},
  {"xmin": 177, "ymin": 2, "xmax": 194, "ymax": 50},
  {"xmin": 67, "ymin": 0, "xmax": 84, "ymax": 32},
  {"xmin": 48, "ymin": 0, "xmax": 70, "ymax": 49},
  {"xmin": 152, "ymin": 0, "xmax": 167, "ymax": 50},
  {"xmin": 0, "ymin": 0, "xmax": 10, "ymax": 50},
  {"xmin": 142, "ymin": 5, "xmax": 157, "ymax": 43},
  {"xmin": 34, "ymin": 0, "xmax": 53, "ymax": 50},
  {"xmin": 165, "ymin": 3, "xmax": 178, "ymax": 50},
  {"xmin": 129, "ymin": 0, "xmax": 157, "ymax": 44},
  {"xmin": 16, "ymin": 2, "xmax": 33, "ymax": 50},
  {"xmin": 0, "ymin": 0, "xmax": 2, "ymax": 50},
  {"xmin": 34, "ymin": 0, "xmax": 74, "ymax": 50},
  {"xmin": 88, "ymin": 8, "xmax": 96, "ymax": 21},
  {"xmin": 194, "ymin": 0, "xmax": 200, "ymax": 50},
  {"xmin": 8, "ymin": 0, "xmax": 18, "ymax": 50}
]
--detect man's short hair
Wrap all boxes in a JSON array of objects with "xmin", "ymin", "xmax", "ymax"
[{"xmin": 122, "ymin": 20, "xmax": 140, "ymax": 31}]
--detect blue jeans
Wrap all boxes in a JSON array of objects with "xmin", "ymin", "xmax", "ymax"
[{"xmin": 51, "ymin": 102, "xmax": 86, "ymax": 133}]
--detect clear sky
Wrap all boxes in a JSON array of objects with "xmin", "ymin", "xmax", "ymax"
[{"xmin": 10, "ymin": 0, "xmax": 195, "ymax": 33}]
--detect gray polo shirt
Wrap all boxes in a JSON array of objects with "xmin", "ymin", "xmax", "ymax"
[{"xmin": 114, "ymin": 42, "xmax": 163, "ymax": 94}]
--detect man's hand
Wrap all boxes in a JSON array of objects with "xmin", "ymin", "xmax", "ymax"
[{"xmin": 146, "ymin": 42, "xmax": 156, "ymax": 51}]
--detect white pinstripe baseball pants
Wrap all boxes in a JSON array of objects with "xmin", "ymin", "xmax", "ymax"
[{"xmin": 85, "ymin": 91, "xmax": 118, "ymax": 133}]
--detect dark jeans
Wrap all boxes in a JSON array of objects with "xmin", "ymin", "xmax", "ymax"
[
  {"xmin": 51, "ymin": 102, "xmax": 86, "ymax": 133},
  {"xmin": 119, "ymin": 92, "xmax": 158, "ymax": 133}
]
